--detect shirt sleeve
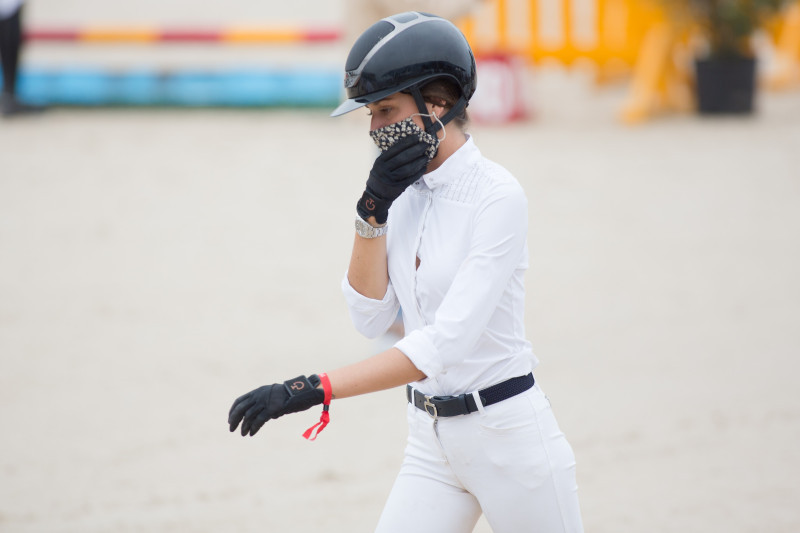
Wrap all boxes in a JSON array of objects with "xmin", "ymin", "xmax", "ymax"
[
  {"xmin": 394, "ymin": 180, "xmax": 528, "ymax": 379},
  {"xmin": 341, "ymin": 272, "xmax": 401, "ymax": 339}
]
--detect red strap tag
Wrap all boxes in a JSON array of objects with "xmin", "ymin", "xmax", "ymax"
[{"xmin": 303, "ymin": 373, "xmax": 332, "ymax": 441}]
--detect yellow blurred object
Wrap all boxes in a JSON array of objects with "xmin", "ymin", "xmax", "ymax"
[
  {"xmin": 455, "ymin": 0, "xmax": 680, "ymax": 122},
  {"xmin": 767, "ymin": 1, "xmax": 800, "ymax": 89},
  {"xmin": 455, "ymin": 0, "xmax": 664, "ymax": 73},
  {"xmin": 223, "ymin": 28, "xmax": 300, "ymax": 44},
  {"xmin": 81, "ymin": 27, "xmax": 159, "ymax": 43},
  {"xmin": 619, "ymin": 21, "xmax": 693, "ymax": 124}
]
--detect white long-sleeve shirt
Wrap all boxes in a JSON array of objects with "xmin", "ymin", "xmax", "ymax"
[{"xmin": 342, "ymin": 136, "xmax": 538, "ymax": 397}]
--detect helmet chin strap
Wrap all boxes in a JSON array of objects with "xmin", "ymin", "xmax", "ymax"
[{"xmin": 408, "ymin": 86, "xmax": 468, "ymax": 139}]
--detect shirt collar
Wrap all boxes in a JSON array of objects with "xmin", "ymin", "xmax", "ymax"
[{"xmin": 421, "ymin": 135, "xmax": 480, "ymax": 190}]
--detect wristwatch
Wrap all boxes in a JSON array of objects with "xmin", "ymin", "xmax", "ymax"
[{"xmin": 355, "ymin": 215, "xmax": 388, "ymax": 239}]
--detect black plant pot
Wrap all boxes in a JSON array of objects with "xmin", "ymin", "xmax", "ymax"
[{"xmin": 694, "ymin": 57, "xmax": 756, "ymax": 114}]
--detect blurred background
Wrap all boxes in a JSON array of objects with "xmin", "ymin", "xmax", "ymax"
[{"xmin": 1, "ymin": 0, "xmax": 799, "ymax": 532}]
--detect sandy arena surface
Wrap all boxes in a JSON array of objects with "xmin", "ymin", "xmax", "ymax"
[{"xmin": 2, "ymin": 2, "xmax": 800, "ymax": 532}]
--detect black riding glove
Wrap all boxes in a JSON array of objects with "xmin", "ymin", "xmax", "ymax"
[
  {"xmin": 357, "ymin": 135, "xmax": 430, "ymax": 224},
  {"xmin": 228, "ymin": 374, "xmax": 325, "ymax": 437}
]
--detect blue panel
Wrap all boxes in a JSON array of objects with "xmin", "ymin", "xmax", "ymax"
[
  {"xmin": 54, "ymin": 69, "xmax": 114, "ymax": 105},
  {"xmin": 162, "ymin": 71, "xmax": 220, "ymax": 106},
  {"xmin": 13, "ymin": 68, "xmax": 53, "ymax": 105},
  {"xmin": 115, "ymin": 70, "xmax": 163, "ymax": 105},
  {"xmin": 14, "ymin": 66, "xmax": 342, "ymax": 108}
]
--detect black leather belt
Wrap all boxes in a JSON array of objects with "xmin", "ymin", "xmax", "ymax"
[{"xmin": 406, "ymin": 373, "xmax": 534, "ymax": 419}]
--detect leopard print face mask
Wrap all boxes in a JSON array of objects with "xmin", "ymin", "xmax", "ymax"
[{"xmin": 369, "ymin": 112, "xmax": 445, "ymax": 161}]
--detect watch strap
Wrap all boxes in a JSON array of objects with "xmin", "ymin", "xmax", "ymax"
[{"xmin": 354, "ymin": 215, "xmax": 388, "ymax": 239}]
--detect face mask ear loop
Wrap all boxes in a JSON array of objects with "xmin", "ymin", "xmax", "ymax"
[
  {"xmin": 432, "ymin": 112, "xmax": 446, "ymax": 142},
  {"xmin": 411, "ymin": 112, "xmax": 447, "ymax": 142}
]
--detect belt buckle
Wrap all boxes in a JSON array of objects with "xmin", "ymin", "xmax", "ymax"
[{"xmin": 423, "ymin": 395, "xmax": 438, "ymax": 420}]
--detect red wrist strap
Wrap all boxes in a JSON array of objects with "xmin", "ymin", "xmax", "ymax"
[{"xmin": 303, "ymin": 373, "xmax": 331, "ymax": 441}]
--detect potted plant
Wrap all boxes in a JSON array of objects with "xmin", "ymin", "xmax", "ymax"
[{"xmin": 669, "ymin": 0, "xmax": 789, "ymax": 113}]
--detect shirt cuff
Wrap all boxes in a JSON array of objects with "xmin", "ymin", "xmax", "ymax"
[
  {"xmin": 341, "ymin": 272, "xmax": 399, "ymax": 339},
  {"xmin": 394, "ymin": 329, "xmax": 444, "ymax": 379},
  {"xmin": 341, "ymin": 272, "xmax": 396, "ymax": 309}
]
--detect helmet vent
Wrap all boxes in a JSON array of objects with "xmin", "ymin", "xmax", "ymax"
[{"xmin": 392, "ymin": 12, "xmax": 419, "ymax": 23}]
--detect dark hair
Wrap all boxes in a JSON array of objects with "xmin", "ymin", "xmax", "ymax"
[{"xmin": 419, "ymin": 78, "xmax": 469, "ymax": 130}]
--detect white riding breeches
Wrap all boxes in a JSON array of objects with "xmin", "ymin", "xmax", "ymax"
[{"xmin": 375, "ymin": 384, "xmax": 584, "ymax": 533}]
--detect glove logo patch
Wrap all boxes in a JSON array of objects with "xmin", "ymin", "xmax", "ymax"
[
  {"xmin": 365, "ymin": 198, "xmax": 375, "ymax": 211},
  {"xmin": 290, "ymin": 381, "xmax": 306, "ymax": 391}
]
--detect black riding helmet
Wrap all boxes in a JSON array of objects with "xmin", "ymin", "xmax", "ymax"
[{"xmin": 331, "ymin": 12, "xmax": 477, "ymax": 135}]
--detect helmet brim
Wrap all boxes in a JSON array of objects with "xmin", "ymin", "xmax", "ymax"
[
  {"xmin": 330, "ymin": 97, "xmax": 370, "ymax": 117},
  {"xmin": 329, "ymin": 82, "xmax": 407, "ymax": 117},
  {"xmin": 330, "ymin": 74, "xmax": 448, "ymax": 118}
]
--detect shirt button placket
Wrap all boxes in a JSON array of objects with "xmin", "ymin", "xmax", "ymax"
[{"xmin": 412, "ymin": 192, "xmax": 433, "ymax": 326}]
